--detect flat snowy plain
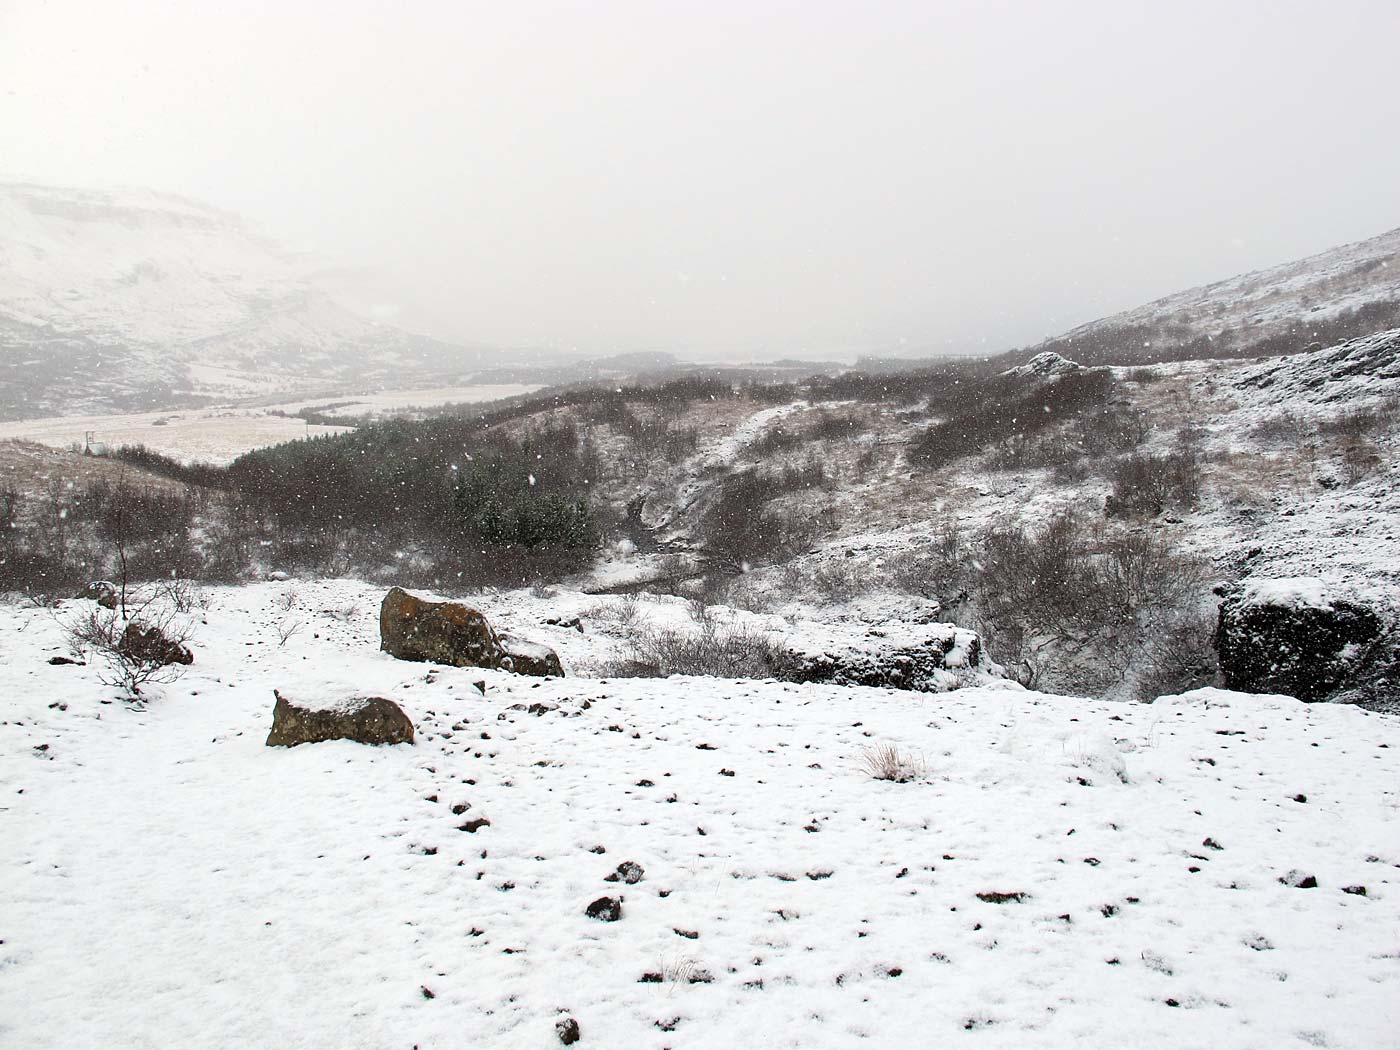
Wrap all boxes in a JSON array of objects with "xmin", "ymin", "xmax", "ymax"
[{"xmin": 2, "ymin": 580, "xmax": 1397, "ymax": 1049}]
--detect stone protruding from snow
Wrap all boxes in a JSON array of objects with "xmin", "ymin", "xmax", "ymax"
[
  {"xmin": 773, "ymin": 621, "xmax": 1005, "ymax": 693},
  {"xmin": 1002, "ymin": 351, "xmax": 1081, "ymax": 380},
  {"xmin": 1216, "ymin": 578, "xmax": 1383, "ymax": 703},
  {"xmin": 74, "ymin": 580, "xmax": 118, "ymax": 609},
  {"xmin": 498, "ymin": 633, "xmax": 564, "ymax": 677},
  {"xmin": 265, "ymin": 690, "xmax": 414, "ymax": 747},
  {"xmin": 380, "ymin": 586, "xmax": 503, "ymax": 669},
  {"xmin": 379, "ymin": 587, "xmax": 564, "ymax": 677},
  {"xmin": 584, "ymin": 896, "xmax": 622, "ymax": 921}
]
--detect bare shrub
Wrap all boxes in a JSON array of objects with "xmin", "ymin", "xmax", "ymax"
[
  {"xmin": 973, "ymin": 513, "xmax": 1210, "ymax": 695},
  {"xmin": 603, "ymin": 621, "xmax": 785, "ymax": 679},
  {"xmin": 63, "ymin": 599, "xmax": 194, "ymax": 701},
  {"xmin": 908, "ymin": 369, "xmax": 1114, "ymax": 470},
  {"xmin": 1104, "ymin": 450, "xmax": 1201, "ymax": 517},
  {"xmin": 1252, "ymin": 410, "xmax": 1312, "ymax": 444},
  {"xmin": 860, "ymin": 744, "xmax": 924, "ymax": 783},
  {"xmin": 1339, "ymin": 438, "xmax": 1382, "ymax": 485},
  {"xmin": 702, "ymin": 472, "xmax": 819, "ymax": 569},
  {"xmin": 275, "ymin": 617, "xmax": 305, "ymax": 646},
  {"xmin": 155, "ymin": 577, "xmax": 208, "ymax": 614}
]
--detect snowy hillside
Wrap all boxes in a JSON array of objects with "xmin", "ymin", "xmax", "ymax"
[
  {"xmin": 0, "ymin": 181, "xmax": 489, "ymax": 418},
  {"xmin": 2, "ymin": 579, "xmax": 1397, "ymax": 1049},
  {"xmin": 1024, "ymin": 226, "xmax": 1400, "ymax": 364}
]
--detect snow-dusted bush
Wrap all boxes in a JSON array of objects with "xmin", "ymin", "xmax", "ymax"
[
  {"xmin": 607, "ymin": 621, "xmax": 785, "ymax": 679},
  {"xmin": 1104, "ymin": 449, "xmax": 1201, "ymax": 518},
  {"xmin": 62, "ymin": 597, "xmax": 194, "ymax": 701}
]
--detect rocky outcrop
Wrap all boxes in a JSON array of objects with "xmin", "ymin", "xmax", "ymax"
[
  {"xmin": 1215, "ymin": 578, "xmax": 1386, "ymax": 703},
  {"xmin": 771, "ymin": 621, "xmax": 1003, "ymax": 693},
  {"xmin": 379, "ymin": 587, "xmax": 564, "ymax": 677},
  {"xmin": 265, "ymin": 690, "xmax": 414, "ymax": 747}
]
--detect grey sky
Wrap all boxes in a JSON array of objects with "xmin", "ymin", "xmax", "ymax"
[{"xmin": 3, "ymin": 0, "xmax": 1398, "ymax": 360}]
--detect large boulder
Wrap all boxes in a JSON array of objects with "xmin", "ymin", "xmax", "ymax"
[
  {"xmin": 1215, "ymin": 578, "xmax": 1385, "ymax": 703},
  {"xmin": 770, "ymin": 621, "xmax": 1005, "ymax": 693},
  {"xmin": 266, "ymin": 690, "xmax": 414, "ymax": 747},
  {"xmin": 379, "ymin": 587, "xmax": 563, "ymax": 677},
  {"xmin": 380, "ymin": 586, "xmax": 505, "ymax": 668}
]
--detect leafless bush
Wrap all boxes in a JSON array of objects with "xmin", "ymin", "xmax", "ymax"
[
  {"xmin": 1104, "ymin": 450, "xmax": 1202, "ymax": 517},
  {"xmin": 973, "ymin": 513, "xmax": 1211, "ymax": 696},
  {"xmin": 63, "ymin": 599, "xmax": 194, "ymax": 701},
  {"xmin": 859, "ymin": 744, "xmax": 925, "ymax": 783},
  {"xmin": 277, "ymin": 587, "xmax": 301, "ymax": 612},
  {"xmin": 155, "ymin": 577, "xmax": 208, "ymax": 614},
  {"xmin": 1339, "ymin": 438, "xmax": 1383, "ymax": 485},
  {"xmin": 601, "ymin": 621, "xmax": 785, "ymax": 679},
  {"xmin": 275, "ymin": 618, "xmax": 305, "ymax": 646},
  {"xmin": 1252, "ymin": 409, "xmax": 1312, "ymax": 444}
]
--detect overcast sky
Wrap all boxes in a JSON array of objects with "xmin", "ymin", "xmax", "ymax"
[{"xmin": 3, "ymin": 0, "xmax": 1398, "ymax": 359}]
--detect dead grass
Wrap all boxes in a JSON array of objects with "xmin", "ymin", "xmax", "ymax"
[{"xmin": 859, "ymin": 744, "xmax": 925, "ymax": 783}]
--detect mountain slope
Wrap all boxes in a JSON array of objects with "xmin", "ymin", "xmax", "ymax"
[
  {"xmin": 1022, "ymin": 226, "xmax": 1400, "ymax": 365},
  {"xmin": 0, "ymin": 181, "xmax": 491, "ymax": 418}
]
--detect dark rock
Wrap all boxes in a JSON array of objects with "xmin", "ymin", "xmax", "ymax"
[
  {"xmin": 556, "ymin": 1017, "xmax": 580, "ymax": 1045},
  {"xmin": 119, "ymin": 622, "xmax": 193, "ymax": 667},
  {"xmin": 604, "ymin": 861, "xmax": 644, "ymax": 885},
  {"xmin": 1215, "ymin": 580, "xmax": 1385, "ymax": 702},
  {"xmin": 47, "ymin": 655, "xmax": 84, "ymax": 666},
  {"xmin": 769, "ymin": 622, "xmax": 998, "ymax": 693},
  {"xmin": 1341, "ymin": 884, "xmax": 1368, "ymax": 896},
  {"xmin": 499, "ymin": 633, "xmax": 564, "ymax": 676},
  {"xmin": 265, "ymin": 690, "xmax": 414, "ymax": 747},
  {"xmin": 976, "ymin": 891, "xmax": 1029, "ymax": 904},
  {"xmin": 458, "ymin": 818, "xmax": 491, "ymax": 833},
  {"xmin": 585, "ymin": 896, "xmax": 622, "ymax": 921},
  {"xmin": 1279, "ymin": 870, "xmax": 1318, "ymax": 889},
  {"xmin": 75, "ymin": 580, "xmax": 118, "ymax": 609}
]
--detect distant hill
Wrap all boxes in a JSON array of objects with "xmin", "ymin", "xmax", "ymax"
[
  {"xmin": 1015, "ymin": 226, "xmax": 1400, "ymax": 366},
  {"xmin": 0, "ymin": 180, "xmax": 497, "ymax": 419}
]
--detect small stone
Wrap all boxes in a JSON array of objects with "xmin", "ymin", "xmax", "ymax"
[
  {"xmin": 1341, "ymin": 885, "xmax": 1368, "ymax": 896},
  {"xmin": 1279, "ymin": 869, "xmax": 1318, "ymax": 888},
  {"xmin": 556, "ymin": 1017, "xmax": 580, "ymax": 1045},
  {"xmin": 585, "ymin": 896, "xmax": 622, "ymax": 922}
]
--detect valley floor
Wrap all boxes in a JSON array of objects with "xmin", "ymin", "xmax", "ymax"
[{"xmin": 2, "ymin": 581, "xmax": 1398, "ymax": 1049}]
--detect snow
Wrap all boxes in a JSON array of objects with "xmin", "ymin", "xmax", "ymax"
[
  {"xmin": 2, "ymin": 579, "xmax": 1397, "ymax": 1049},
  {"xmin": 1240, "ymin": 577, "xmax": 1335, "ymax": 612}
]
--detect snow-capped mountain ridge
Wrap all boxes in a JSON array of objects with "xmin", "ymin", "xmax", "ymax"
[
  {"xmin": 0, "ymin": 180, "xmax": 488, "ymax": 418},
  {"xmin": 1028, "ymin": 224, "xmax": 1400, "ymax": 364}
]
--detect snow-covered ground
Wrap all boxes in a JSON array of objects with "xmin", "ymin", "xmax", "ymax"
[
  {"xmin": 3, "ymin": 580, "xmax": 1397, "ymax": 1049},
  {"xmin": 0, "ymin": 382, "xmax": 540, "ymax": 465}
]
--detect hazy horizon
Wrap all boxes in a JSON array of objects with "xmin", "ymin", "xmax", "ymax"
[{"xmin": 4, "ymin": 0, "xmax": 1399, "ymax": 360}]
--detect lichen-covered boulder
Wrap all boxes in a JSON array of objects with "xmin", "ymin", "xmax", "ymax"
[
  {"xmin": 379, "ymin": 587, "xmax": 565, "ymax": 677},
  {"xmin": 265, "ymin": 690, "xmax": 414, "ymax": 747},
  {"xmin": 380, "ymin": 586, "xmax": 504, "ymax": 669},
  {"xmin": 1215, "ymin": 578, "xmax": 1384, "ymax": 703},
  {"xmin": 499, "ymin": 633, "xmax": 564, "ymax": 677}
]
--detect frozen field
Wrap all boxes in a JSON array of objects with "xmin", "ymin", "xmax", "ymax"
[
  {"xmin": 0, "ymin": 385, "xmax": 537, "ymax": 464},
  {"xmin": 2, "ymin": 579, "xmax": 1397, "ymax": 1049}
]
